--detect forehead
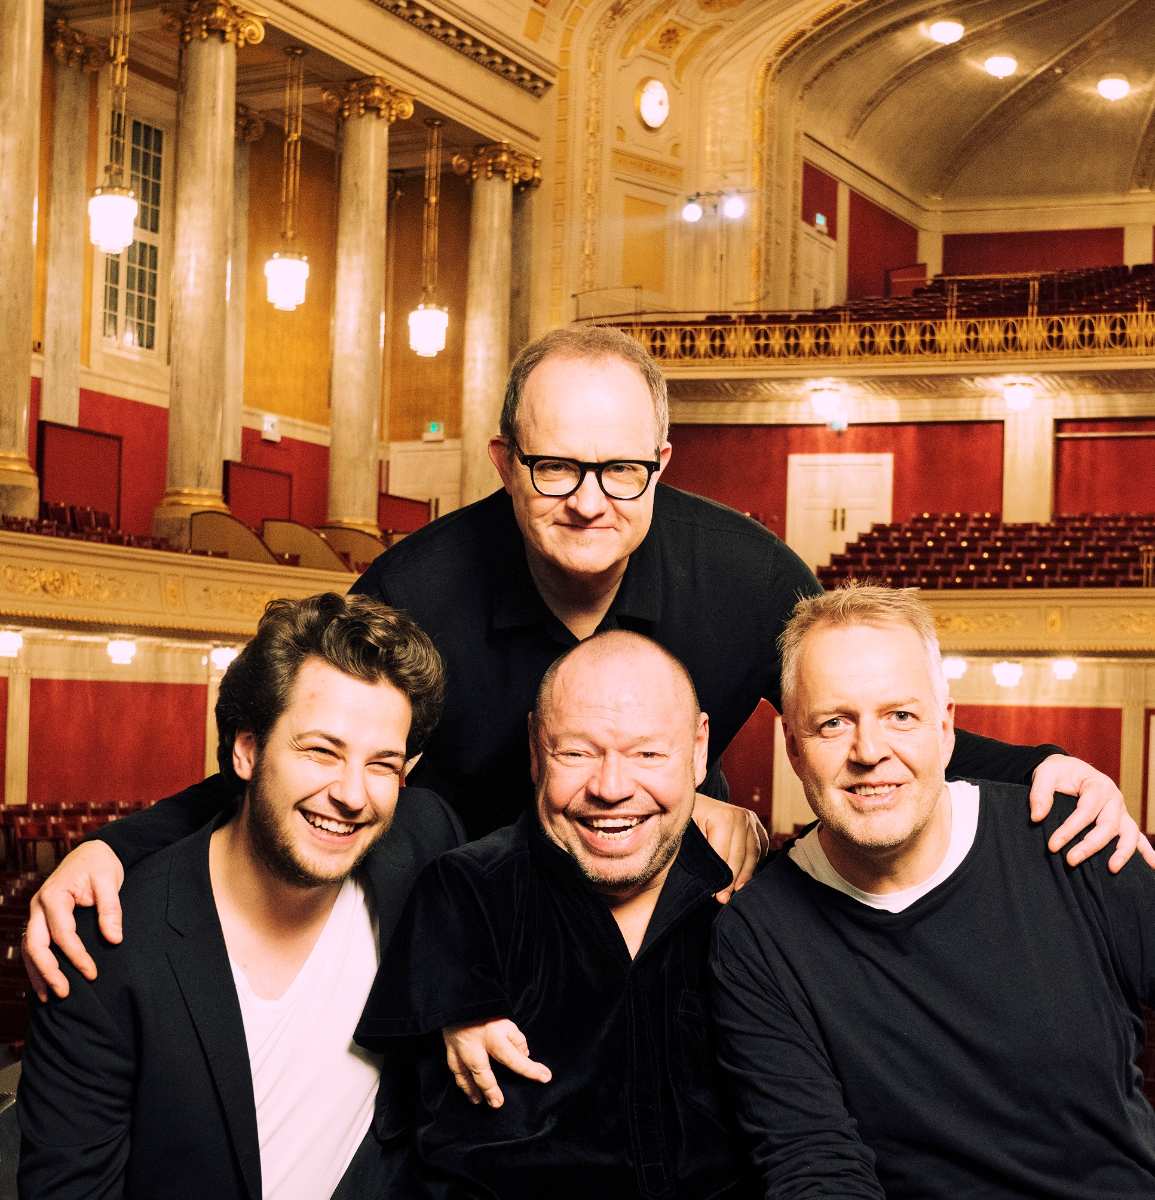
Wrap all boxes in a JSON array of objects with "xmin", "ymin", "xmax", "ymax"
[
  {"xmin": 794, "ymin": 622, "xmax": 937, "ymax": 705},
  {"xmin": 520, "ymin": 354, "xmax": 657, "ymax": 448},
  {"xmin": 544, "ymin": 648, "xmax": 695, "ymax": 736},
  {"xmin": 278, "ymin": 657, "xmax": 411, "ymax": 734}
]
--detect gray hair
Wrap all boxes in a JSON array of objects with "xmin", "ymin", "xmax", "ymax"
[
  {"xmin": 500, "ymin": 325, "xmax": 669, "ymax": 448},
  {"xmin": 778, "ymin": 583, "xmax": 948, "ymax": 716}
]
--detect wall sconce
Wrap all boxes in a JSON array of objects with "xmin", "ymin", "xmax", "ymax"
[
  {"xmin": 991, "ymin": 660, "xmax": 1022, "ymax": 688},
  {"xmin": 107, "ymin": 637, "xmax": 137, "ymax": 665}
]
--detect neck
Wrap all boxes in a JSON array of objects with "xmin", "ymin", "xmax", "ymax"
[
  {"xmin": 601, "ymin": 860, "xmax": 673, "ymax": 959},
  {"xmin": 526, "ymin": 546, "xmax": 628, "ymax": 640},
  {"xmin": 210, "ymin": 813, "xmax": 341, "ymax": 938},
  {"xmin": 818, "ymin": 784, "xmax": 953, "ymax": 894}
]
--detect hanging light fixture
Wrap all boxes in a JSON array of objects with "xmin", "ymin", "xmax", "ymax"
[
  {"xmin": 409, "ymin": 119, "xmax": 449, "ymax": 356},
  {"xmin": 265, "ymin": 46, "xmax": 309, "ymax": 311},
  {"xmin": 88, "ymin": 0, "xmax": 138, "ymax": 254}
]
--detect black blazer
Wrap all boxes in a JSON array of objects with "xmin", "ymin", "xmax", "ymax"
[{"xmin": 16, "ymin": 783, "xmax": 461, "ymax": 1199}]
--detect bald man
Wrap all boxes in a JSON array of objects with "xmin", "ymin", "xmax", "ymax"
[{"xmin": 356, "ymin": 630, "xmax": 756, "ymax": 1199}]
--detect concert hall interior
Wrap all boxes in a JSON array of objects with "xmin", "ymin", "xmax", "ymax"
[{"xmin": 0, "ymin": 0, "xmax": 1153, "ymax": 1119}]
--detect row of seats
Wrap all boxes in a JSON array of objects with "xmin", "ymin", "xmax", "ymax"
[
  {"xmin": 0, "ymin": 800, "xmax": 143, "ymax": 872},
  {"xmin": 817, "ymin": 512, "xmax": 1155, "ymax": 590}
]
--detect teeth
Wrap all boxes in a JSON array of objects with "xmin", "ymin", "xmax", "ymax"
[
  {"xmin": 587, "ymin": 817, "xmax": 642, "ymax": 830},
  {"xmin": 851, "ymin": 784, "xmax": 897, "ymax": 797},
  {"xmin": 303, "ymin": 813, "xmax": 357, "ymax": 835}
]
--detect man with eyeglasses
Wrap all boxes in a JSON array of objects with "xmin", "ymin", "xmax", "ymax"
[{"xmin": 21, "ymin": 324, "xmax": 1148, "ymax": 1007}]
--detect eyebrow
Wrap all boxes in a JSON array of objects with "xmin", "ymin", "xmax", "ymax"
[{"xmin": 295, "ymin": 730, "xmax": 407, "ymax": 759}]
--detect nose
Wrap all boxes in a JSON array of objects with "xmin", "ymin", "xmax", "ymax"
[
  {"xmin": 565, "ymin": 468, "xmax": 609, "ymax": 519},
  {"xmin": 329, "ymin": 763, "xmax": 368, "ymax": 814},
  {"xmin": 849, "ymin": 718, "xmax": 890, "ymax": 767},
  {"xmin": 591, "ymin": 750, "xmax": 634, "ymax": 804}
]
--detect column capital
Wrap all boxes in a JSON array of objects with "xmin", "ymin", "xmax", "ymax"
[
  {"xmin": 452, "ymin": 142, "xmax": 541, "ymax": 188},
  {"xmin": 48, "ymin": 18, "xmax": 106, "ymax": 71},
  {"xmin": 234, "ymin": 103, "xmax": 265, "ymax": 143},
  {"xmin": 322, "ymin": 78, "xmax": 414, "ymax": 123},
  {"xmin": 162, "ymin": 0, "xmax": 265, "ymax": 47}
]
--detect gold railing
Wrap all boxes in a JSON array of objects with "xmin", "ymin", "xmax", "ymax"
[{"xmin": 611, "ymin": 309, "xmax": 1155, "ymax": 367}]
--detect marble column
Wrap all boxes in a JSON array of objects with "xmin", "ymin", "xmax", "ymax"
[
  {"xmin": 0, "ymin": 0, "xmax": 44, "ymax": 517},
  {"xmin": 42, "ymin": 21, "xmax": 103, "ymax": 427},
  {"xmin": 509, "ymin": 180, "xmax": 536, "ymax": 363},
  {"xmin": 456, "ymin": 143, "xmax": 541, "ymax": 507},
  {"xmin": 153, "ymin": 0, "xmax": 263, "ymax": 547},
  {"xmin": 223, "ymin": 104, "xmax": 264, "ymax": 463},
  {"xmin": 322, "ymin": 78, "xmax": 412, "ymax": 532}
]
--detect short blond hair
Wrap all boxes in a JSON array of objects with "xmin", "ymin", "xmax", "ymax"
[{"xmin": 778, "ymin": 583, "xmax": 947, "ymax": 715}]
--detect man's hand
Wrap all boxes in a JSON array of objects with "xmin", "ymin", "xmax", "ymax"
[
  {"xmin": 1029, "ymin": 753, "xmax": 1155, "ymax": 873},
  {"xmin": 23, "ymin": 841, "xmax": 125, "ymax": 1002},
  {"xmin": 692, "ymin": 792, "xmax": 770, "ymax": 903},
  {"xmin": 443, "ymin": 1018, "xmax": 552, "ymax": 1109}
]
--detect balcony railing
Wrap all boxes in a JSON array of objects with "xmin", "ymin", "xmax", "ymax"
[{"xmin": 606, "ymin": 310, "xmax": 1155, "ymax": 367}]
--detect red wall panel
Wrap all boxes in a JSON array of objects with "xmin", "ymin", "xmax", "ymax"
[
  {"xmin": 847, "ymin": 192, "xmax": 919, "ymax": 299},
  {"xmin": 953, "ymin": 704, "xmax": 1122, "ymax": 784},
  {"xmin": 78, "ymin": 390, "xmax": 168, "ymax": 536},
  {"xmin": 28, "ymin": 679, "xmax": 207, "ymax": 806},
  {"xmin": 663, "ymin": 422, "xmax": 1004, "ymax": 538},
  {"xmin": 722, "ymin": 698, "xmax": 775, "ymax": 820},
  {"xmin": 1054, "ymin": 419, "xmax": 1155, "ymax": 515},
  {"xmin": 801, "ymin": 162, "xmax": 838, "ymax": 240},
  {"xmin": 225, "ymin": 460, "xmax": 292, "ymax": 530},
  {"xmin": 942, "ymin": 229, "xmax": 1124, "ymax": 276},
  {"xmin": 39, "ymin": 425, "xmax": 122, "ymax": 524},
  {"xmin": 240, "ymin": 427, "xmax": 329, "ymax": 529}
]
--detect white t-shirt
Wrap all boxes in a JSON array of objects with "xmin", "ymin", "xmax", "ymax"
[
  {"xmin": 229, "ymin": 876, "xmax": 383, "ymax": 1199},
  {"xmin": 788, "ymin": 779, "xmax": 980, "ymax": 912}
]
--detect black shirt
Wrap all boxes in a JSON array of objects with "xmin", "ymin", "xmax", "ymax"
[
  {"xmin": 710, "ymin": 785, "xmax": 1155, "ymax": 1198},
  {"xmin": 354, "ymin": 486, "xmax": 1057, "ymax": 838},
  {"xmin": 358, "ymin": 813, "xmax": 757, "ymax": 1200}
]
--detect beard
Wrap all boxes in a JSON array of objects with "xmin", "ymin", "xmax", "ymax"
[{"xmin": 244, "ymin": 761, "xmax": 386, "ymax": 889}]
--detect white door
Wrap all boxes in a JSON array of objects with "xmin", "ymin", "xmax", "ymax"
[
  {"xmin": 785, "ymin": 452, "xmax": 894, "ymax": 571},
  {"xmin": 795, "ymin": 224, "xmax": 836, "ymax": 310}
]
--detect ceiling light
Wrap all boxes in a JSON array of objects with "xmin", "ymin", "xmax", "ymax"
[
  {"xmin": 1051, "ymin": 658, "xmax": 1077, "ymax": 681},
  {"xmin": 942, "ymin": 656, "xmax": 967, "ymax": 680},
  {"xmin": 1097, "ymin": 75, "xmax": 1130, "ymax": 101},
  {"xmin": 1002, "ymin": 380, "xmax": 1033, "ymax": 411},
  {"xmin": 984, "ymin": 55, "xmax": 1017, "ymax": 79},
  {"xmin": 721, "ymin": 193, "xmax": 746, "ymax": 220},
  {"xmin": 409, "ymin": 118, "xmax": 449, "ymax": 357},
  {"xmin": 0, "ymin": 631, "xmax": 23, "ymax": 658},
  {"xmin": 808, "ymin": 384, "xmax": 841, "ymax": 420},
  {"xmin": 928, "ymin": 19, "xmax": 964, "ymax": 45},
  {"xmin": 107, "ymin": 638, "xmax": 137, "ymax": 666},
  {"xmin": 681, "ymin": 197, "xmax": 704, "ymax": 223},
  {"xmin": 992, "ymin": 660, "xmax": 1022, "ymax": 688}
]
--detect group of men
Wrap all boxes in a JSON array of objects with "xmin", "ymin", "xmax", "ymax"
[{"xmin": 15, "ymin": 326, "xmax": 1155, "ymax": 1198}]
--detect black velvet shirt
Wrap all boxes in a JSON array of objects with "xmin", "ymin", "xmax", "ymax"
[
  {"xmin": 357, "ymin": 814, "xmax": 758, "ymax": 1200},
  {"xmin": 354, "ymin": 487, "xmax": 1055, "ymax": 838}
]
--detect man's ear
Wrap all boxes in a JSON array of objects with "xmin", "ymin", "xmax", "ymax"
[
  {"xmin": 402, "ymin": 752, "xmax": 422, "ymax": 783},
  {"xmin": 940, "ymin": 698, "xmax": 956, "ymax": 768},
  {"xmin": 488, "ymin": 437, "xmax": 515, "ymax": 492},
  {"xmin": 233, "ymin": 731, "xmax": 258, "ymax": 782},
  {"xmin": 692, "ymin": 711, "xmax": 710, "ymax": 788},
  {"xmin": 656, "ymin": 441, "xmax": 672, "ymax": 477}
]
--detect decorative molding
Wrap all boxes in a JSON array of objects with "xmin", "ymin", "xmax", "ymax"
[
  {"xmin": 162, "ymin": 0, "xmax": 265, "ymax": 46},
  {"xmin": 0, "ymin": 535, "xmax": 348, "ymax": 639},
  {"xmin": 234, "ymin": 103, "xmax": 265, "ymax": 143},
  {"xmin": 368, "ymin": 0, "xmax": 552, "ymax": 97},
  {"xmin": 321, "ymin": 77, "xmax": 414, "ymax": 123},
  {"xmin": 452, "ymin": 142, "xmax": 541, "ymax": 187},
  {"xmin": 610, "ymin": 148, "xmax": 683, "ymax": 186},
  {"xmin": 48, "ymin": 18, "xmax": 106, "ymax": 72}
]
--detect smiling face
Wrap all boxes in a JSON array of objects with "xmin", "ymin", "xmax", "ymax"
[
  {"xmin": 531, "ymin": 637, "xmax": 708, "ymax": 901},
  {"xmin": 489, "ymin": 354, "xmax": 672, "ymax": 587},
  {"xmin": 782, "ymin": 621, "xmax": 956, "ymax": 890},
  {"xmin": 232, "ymin": 657, "xmax": 412, "ymax": 888}
]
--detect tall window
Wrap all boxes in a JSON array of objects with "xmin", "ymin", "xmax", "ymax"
[{"xmin": 101, "ymin": 117, "xmax": 165, "ymax": 353}]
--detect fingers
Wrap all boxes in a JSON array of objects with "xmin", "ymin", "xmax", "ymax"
[
  {"xmin": 445, "ymin": 1040, "xmax": 499, "ymax": 1107},
  {"xmin": 711, "ymin": 807, "xmax": 764, "ymax": 905},
  {"xmin": 91, "ymin": 872, "xmax": 125, "ymax": 945},
  {"xmin": 1027, "ymin": 755, "xmax": 1062, "ymax": 822},
  {"xmin": 1138, "ymin": 833, "xmax": 1155, "ymax": 871},
  {"xmin": 1106, "ymin": 814, "xmax": 1140, "ymax": 875},
  {"xmin": 21, "ymin": 908, "xmax": 65, "ymax": 1004},
  {"xmin": 488, "ymin": 1020, "xmax": 552, "ymax": 1085}
]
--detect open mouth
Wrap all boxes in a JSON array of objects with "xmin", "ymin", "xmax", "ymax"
[
  {"xmin": 846, "ymin": 784, "xmax": 900, "ymax": 798},
  {"xmin": 300, "ymin": 811, "xmax": 360, "ymax": 838},
  {"xmin": 574, "ymin": 814, "xmax": 654, "ymax": 853}
]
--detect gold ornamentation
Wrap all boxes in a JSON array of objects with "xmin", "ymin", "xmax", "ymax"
[
  {"xmin": 932, "ymin": 611, "xmax": 1023, "ymax": 636},
  {"xmin": 49, "ymin": 18, "xmax": 106, "ymax": 71},
  {"xmin": 0, "ymin": 564, "xmax": 149, "ymax": 605},
  {"xmin": 367, "ymin": 0, "xmax": 552, "ymax": 96},
  {"xmin": 1046, "ymin": 608, "xmax": 1063, "ymax": 634},
  {"xmin": 1091, "ymin": 610, "xmax": 1155, "ymax": 638},
  {"xmin": 190, "ymin": 583, "xmax": 291, "ymax": 618},
  {"xmin": 452, "ymin": 143, "xmax": 541, "ymax": 187},
  {"xmin": 611, "ymin": 148, "xmax": 683, "ymax": 184},
  {"xmin": 650, "ymin": 23, "xmax": 686, "ymax": 54},
  {"xmin": 234, "ymin": 103, "xmax": 266, "ymax": 143},
  {"xmin": 163, "ymin": 0, "xmax": 265, "ymax": 46},
  {"xmin": 322, "ymin": 78, "xmax": 414, "ymax": 123}
]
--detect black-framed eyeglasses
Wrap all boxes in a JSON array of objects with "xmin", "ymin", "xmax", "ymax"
[{"xmin": 511, "ymin": 442, "xmax": 660, "ymax": 501}]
